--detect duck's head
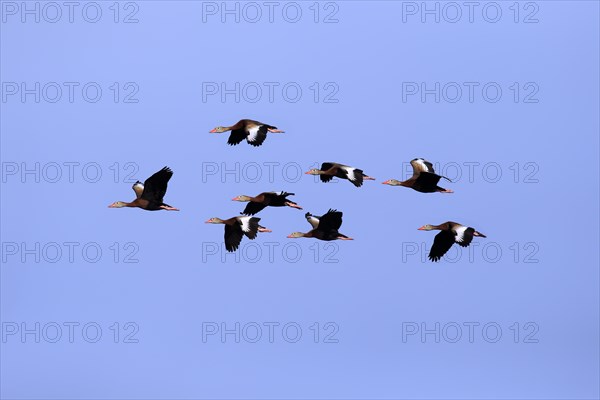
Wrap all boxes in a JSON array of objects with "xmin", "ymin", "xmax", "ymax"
[
  {"xmin": 205, "ymin": 217, "xmax": 224, "ymax": 224},
  {"xmin": 382, "ymin": 179, "xmax": 401, "ymax": 186},
  {"xmin": 232, "ymin": 195, "xmax": 252, "ymax": 202},
  {"xmin": 108, "ymin": 201, "xmax": 127, "ymax": 208},
  {"xmin": 209, "ymin": 126, "xmax": 227, "ymax": 133},
  {"xmin": 304, "ymin": 169, "xmax": 321, "ymax": 175},
  {"xmin": 418, "ymin": 224, "xmax": 435, "ymax": 231},
  {"xmin": 287, "ymin": 232, "xmax": 305, "ymax": 238}
]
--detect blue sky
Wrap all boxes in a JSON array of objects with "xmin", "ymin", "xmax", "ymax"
[{"xmin": 1, "ymin": 1, "xmax": 599, "ymax": 399}]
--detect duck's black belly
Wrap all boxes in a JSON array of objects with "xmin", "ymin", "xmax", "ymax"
[
  {"xmin": 413, "ymin": 173, "xmax": 442, "ymax": 192},
  {"xmin": 143, "ymin": 201, "xmax": 164, "ymax": 211},
  {"xmin": 412, "ymin": 184, "xmax": 438, "ymax": 193}
]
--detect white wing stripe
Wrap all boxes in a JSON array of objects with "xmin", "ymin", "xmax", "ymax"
[
  {"xmin": 239, "ymin": 216, "xmax": 252, "ymax": 232},
  {"xmin": 414, "ymin": 158, "xmax": 433, "ymax": 173},
  {"xmin": 307, "ymin": 216, "xmax": 319, "ymax": 228},
  {"xmin": 247, "ymin": 126, "xmax": 261, "ymax": 142},
  {"xmin": 344, "ymin": 166, "xmax": 357, "ymax": 182},
  {"xmin": 454, "ymin": 226, "xmax": 467, "ymax": 243}
]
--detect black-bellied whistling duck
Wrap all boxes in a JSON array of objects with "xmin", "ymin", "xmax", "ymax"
[
  {"xmin": 418, "ymin": 222, "xmax": 487, "ymax": 262},
  {"xmin": 382, "ymin": 158, "xmax": 453, "ymax": 193},
  {"xmin": 209, "ymin": 119, "xmax": 284, "ymax": 147},
  {"xmin": 205, "ymin": 216, "xmax": 270, "ymax": 252},
  {"xmin": 108, "ymin": 167, "xmax": 179, "ymax": 211},
  {"xmin": 232, "ymin": 191, "xmax": 303, "ymax": 215},
  {"xmin": 287, "ymin": 209, "xmax": 353, "ymax": 241},
  {"xmin": 305, "ymin": 163, "xmax": 375, "ymax": 187}
]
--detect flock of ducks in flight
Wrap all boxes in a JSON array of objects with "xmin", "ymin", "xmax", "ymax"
[{"xmin": 109, "ymin": 119, "xmax": 486, "ymax": 261}]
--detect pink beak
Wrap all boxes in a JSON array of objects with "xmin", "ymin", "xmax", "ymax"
[
  {"xmin": 417, "ymin": 227, "xmax": 425, "ymax": 230},
  {"xmin": 231, "ymin": 197, "xmax": 238, "ymax": 201},
  {"xmin": 382, "ymin": 180, "xmax": 390, "ymax": 184},
  {"xmin": 304, "ymin": 171, "xmax": 311, "ymax": 174},
  {"xmin": 209, "ymin": 128, "xmax": 217, "ymax": 133},
  {"xmin": 205, "ymin": 219, "xmax": 213, "ymax": 223}
]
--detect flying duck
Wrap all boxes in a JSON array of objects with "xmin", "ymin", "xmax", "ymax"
[
  {"xmin": 205, "ymin": 216, "xmax": 271, "ymax": 252},
  {"xmin": 209, "ymin": 119, "xmax": 284, "ymax": 147},
  {"xmin": 232, "ymin": 191, "xmax": 303, "ymax": 215},
  {"xmin": 382, "ymin": 158, "xmax": 453, "ymax": 193},
  {"xmin": 305, "ymin": 163, "xmax": 375, "ymax": 187},
  {"xmin": 108, "ymin": 167, "xmax": 179, "ymax": 211},
  {"xmin": 288, "ymin": 209, "xmax": 353, "ymax": 241},
  {"xmin": 418, "ymin": 222, "xmax": 487, "ymax": 262}
]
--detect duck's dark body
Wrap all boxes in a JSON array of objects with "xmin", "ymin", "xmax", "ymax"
[
  {"xmin": 316, "ymin": 163, "xmax": 373, "ymax": 187},
  {"xmin": 241, "ymin": 192, "xmax": 299, "ymax": 215},
  {"xmin": 223, "ymin": 216, "xmax": 261, "ymax": 252},
  {"xmin": 408, "ymin": 172, "xmax": 449, "ymax": 193},
  {"xmin": 110, "ymin": 166, "xmax": 178, "ymax": 211},
  {"xmin": 227, "ymin": 119, "xmax": 278, "ymax": 147},
  {"xmin": 305, "ymin": 209, "xmax": 347, "ymax": 241},
  {"xmin": 384, "ymin": 158, "xmax": 452, "ymax": 193},
  {"xmin": 426, "ymin": 221, "xmax": 486, "ymax": 262}
]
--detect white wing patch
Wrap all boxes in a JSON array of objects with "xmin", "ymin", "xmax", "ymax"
[
  {"xmin": 132, "ymin": 182, "xmax": 144, "ymax": 198},
  {"xmin": 306, "ymin": 215, "xmax": 320, "ymax": 229},
  {"xmin": 414, "ymin": 158, "xmax": 434, "ymax": 173},
  {"xmin": 238, "ymin": 216, "xmax": 253, "ymax": 232},
  {"xmin": 454, "ymin": 226, "xmax": 467, "ymax": 243},
  {"xmin": 344, "ymin": 166, "xmax": 358, "ymax": 182},
  {"xmin": 246, "ymin": 126, "xmax": 261, "ymax": 143}
]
